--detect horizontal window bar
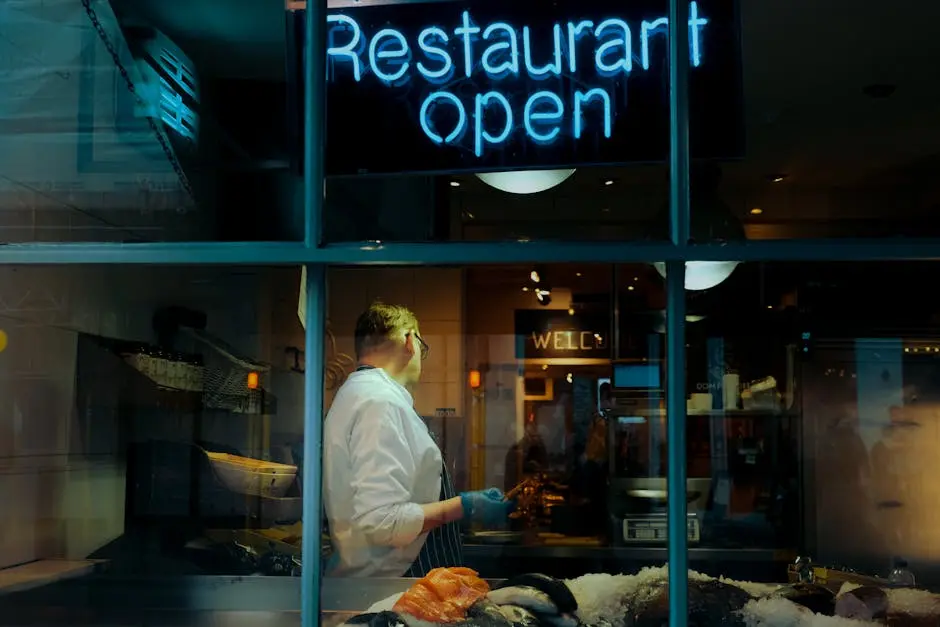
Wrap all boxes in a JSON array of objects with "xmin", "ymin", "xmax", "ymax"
[{"xmin": 2, "ymin": 238, "xmax": 940, "ymax": 265}]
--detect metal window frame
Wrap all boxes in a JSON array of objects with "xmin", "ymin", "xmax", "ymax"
[{"xmin": 1, "ymin": 0, "xmax": 939, "ymax": 626}]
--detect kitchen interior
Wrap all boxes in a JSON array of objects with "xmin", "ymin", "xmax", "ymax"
[
  {"xmin": 3, "ymin": 1, "xmax": 940, "ymax": 625},
  {"xmin": 317, "ymin": 261, "xmax": 940, "ymax": 586},
  {"xmin": 0, "ymin": 265, "xmax": 308, "ymax": 590},
  {"xmin": 5, "ymin": 260, "xmax": 940, "ymax": 612}
]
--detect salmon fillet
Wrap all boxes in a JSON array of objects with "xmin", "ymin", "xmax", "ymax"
[{"xmin": 393, "ymin": 567, "xmax": 491, "ymax": 623}]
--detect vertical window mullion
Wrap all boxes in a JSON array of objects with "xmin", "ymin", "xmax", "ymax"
[
  {"xmin": 301, "ymin": 263, "xmax": 327, "ymax": 627},
  {"xmin": 665, "ymin": 261, "xmax": 689, "ymax": 626},
  {"xmin": 667, "ymin": 0, "xmax": 692, "ymax": 623},
  {"xmin": 305, "ymin": 0, "xmax": 327, "ymax": 249}
]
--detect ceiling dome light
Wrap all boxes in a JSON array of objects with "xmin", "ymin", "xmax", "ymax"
[
  {"xmin": 653, "ymin": 261, "xmax": 739, "ymax": 291},
  {"xmin": 535, "ymin": 288, "xmax": 553, "ymax": 306},
  {"xmin": 476, "ymin": 169, "xmax": 576, "ymax": 194}
]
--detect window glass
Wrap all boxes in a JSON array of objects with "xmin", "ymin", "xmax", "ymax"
[
  {"xmin": 0, "ymin": 1, "xmax": 301, "ymax": 243},
  {"xmin": 687, "ymin": 260, "xmax": 940, "ymax": 591},
  {"xmin": 0, "ymin": 265, "xmax": 304, "ymax": 619},
  {"xmin": 302, "ymin": 0, "xmax": 748, "ymax": 242},
  {"xmin": 690, "ymin": 4, "xmax": 940, "ymax": 240},
  {"xmin": 322, "ymin": 261, "xmax": 940, "ymax": 626},
  {"xmin": 322, "ymin": 264, "xmax": 701, "ymax": 624}
]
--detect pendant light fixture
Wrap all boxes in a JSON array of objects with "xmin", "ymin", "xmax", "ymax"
[{"xmin": 476, "ymin": 169, "xmax": 576, "ymax": 194}]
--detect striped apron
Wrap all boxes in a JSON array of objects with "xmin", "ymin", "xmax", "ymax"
[{"xmin": 403, "ymin": 455, "xmax": 465, "ymax": 576}]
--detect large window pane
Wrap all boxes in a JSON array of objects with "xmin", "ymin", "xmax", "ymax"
[
  {"xmin": 690, "ymin": 3, "xmax": 940, "ymax": 240},
  {"xmin": 0, "ymin": 1, "xmax": 301, "ymax": 243},
  {"xmin": 291, "ymin": 0, "xmax": 743, "ymax": 243},
  {"xmin": 319, "ymin": 264, "xmax": 741, "ymax": 624},
  {"xmin": 686, "ymin": 261, "xmax": 940, "ymax": 595},
  {"xmin": 0, "ymin": 265, "xmax": 304, "ymax": 621}
]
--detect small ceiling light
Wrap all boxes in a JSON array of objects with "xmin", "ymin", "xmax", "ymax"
[
  {"xmin": 575, "ymin": 272, "xmax": 582, "ymax": 277},
  {"xmin": 627, "ymin": 285, "xmax": 635, "ymax": 291},
  {"xmin": 450, "ymin": 180, "xmax": 461, "ymax": 187},
  {"xmin": 568, "ymin": 308, "xmax": 575, "ymax": 315},
  {"xmin": 566, "ymin": 373, "xmax": 573, "ymax": 384},
  {"xmin": 536, "ymin": 288, "xmax": 552, "ymax": 306},
  {"xmin": 750, "ymin": 208, "xmax": 763, "ymax": 215},
  {"xmin": 768, "ymin": 174, "xmax": 788, "ymax": 183},
  {"xmin": 542, "ymin": 364, "xmax": 549, "ymax": 370},
  {"xmin": 530, "ymin": 269, "xmax": 541, "ymax": 283},
  {"xmin": 604, "ymin": 179, "xmax": 614, "ymax": 186},
  {"xmin": 522, "ymin": 287, "xmax": 530, "ymax": 292}
]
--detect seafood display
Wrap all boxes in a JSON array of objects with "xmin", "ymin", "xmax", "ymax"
[
  {"xmin": 342, "ymin": 566, "xmax": 940, "ymax": 627},
  {"xmin": 392, "ymin": 568, "xmax": 490, "ymax": 623}
]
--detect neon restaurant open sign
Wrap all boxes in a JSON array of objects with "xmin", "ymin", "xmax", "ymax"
[{"xmin": 294, "ymin": 0, "xmax": 742, "ymax": 175}]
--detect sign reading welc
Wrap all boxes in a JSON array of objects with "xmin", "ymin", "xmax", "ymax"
[
  {"xmin": 515, "ymin": 310, "xmax": 611, "ymax": 359},
  {"xmin": 290, "ymin": 0, "xmax": 742, "ymax": 175}
]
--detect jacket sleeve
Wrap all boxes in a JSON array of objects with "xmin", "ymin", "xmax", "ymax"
[{"xmin": 347, "ymin": 400, "xmax": 426, "ymax": 548}]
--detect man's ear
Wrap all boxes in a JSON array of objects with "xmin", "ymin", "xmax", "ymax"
[{"xmin": 403, "ymin": 332, "xmax": 417, "ymax": 358}]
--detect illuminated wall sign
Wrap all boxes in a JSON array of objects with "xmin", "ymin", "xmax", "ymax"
[
  {"xmin": 298, "ymin": 0, "xmax": 741, "ymax": 175},
  {"xmin": 515, "ymin": 310, "xmax": 611, "ymax": 360}
]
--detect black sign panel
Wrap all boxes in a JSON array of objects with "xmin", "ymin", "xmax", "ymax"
[
  {"xmin": 292, "ymin": 0, "xmax": 742, "ymax": 175},
  {"xmin": 515, "ymin": 310, "xmax": 611, "ymax": 359}
]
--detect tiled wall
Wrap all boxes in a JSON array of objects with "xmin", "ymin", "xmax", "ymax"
[
  {"xmin": 0, "ymin": 266, "xmax": 303, "ymax": 570},
  {"xmin": 324, "ymin": 267, "xmax": 464, "ymax": 418}
]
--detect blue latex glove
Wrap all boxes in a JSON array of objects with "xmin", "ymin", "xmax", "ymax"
[{"xmin": 460, "ymin": 488, "xmax": 515, "ymax": 526}]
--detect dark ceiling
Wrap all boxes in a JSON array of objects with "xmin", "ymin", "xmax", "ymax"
[{"xmin": 109, "ymin": 0, "xmax": 940, "ymax": 239}]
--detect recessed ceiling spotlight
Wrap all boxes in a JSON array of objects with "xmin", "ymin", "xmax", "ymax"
[
  {"xmin": 768, "ymin": 174, "xmax": 788, "ymax": 183},
  {"xmin": 604, "ymin": 179, "xmax": 615, "ymax": 186},
  {"xmin": 450, "ymin": 180, "xmax": 460, "ymax": 187},
  {"xmin": 750, "ymin": 207, "xmax": 763, "ymax": 215},
  {"xmin": 575, "ymin": 272, "xmax": 582, "ymax": 277}
]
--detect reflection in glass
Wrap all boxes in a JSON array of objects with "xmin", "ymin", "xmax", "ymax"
[{"xmin": 0, "ymin": 266, "xmax": 305, "ymax": 578}]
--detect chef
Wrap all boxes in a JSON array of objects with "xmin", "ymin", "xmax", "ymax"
[{"xmin": 323, "ymin": 301, "xmax": 513, "ymax": 577}]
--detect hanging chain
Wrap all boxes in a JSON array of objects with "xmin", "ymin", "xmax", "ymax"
[{"xmin": 80, "ymin": 0, "xmax": 196, "ymax": 202}]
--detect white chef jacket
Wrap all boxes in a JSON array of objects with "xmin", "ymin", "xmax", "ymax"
[{"xmin": 323, "ymin": 367, "xmax": 444, "ymax": 577}]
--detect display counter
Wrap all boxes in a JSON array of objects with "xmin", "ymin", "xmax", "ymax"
[{"xmin": 4, "ymin": 564, "xmax": 940, "ymax": 626}]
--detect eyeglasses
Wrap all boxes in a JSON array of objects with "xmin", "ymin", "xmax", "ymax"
[{"xmin": 410, "ymin": 332, "xmax": 430, "ymax": 361}]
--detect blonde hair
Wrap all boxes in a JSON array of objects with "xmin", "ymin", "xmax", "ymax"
[{"xmin": 354, "ymin": 301, "xmax": 418, "ymax": 359}]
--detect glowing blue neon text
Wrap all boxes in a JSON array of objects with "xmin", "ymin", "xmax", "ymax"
[
  {"xmin": 326, "ymin": 2, "xmax": 708, "ymax": 154},
  {"xmin": 524, "ymin": 91, "xmax": 564, "ymax": 143},
  {"xmin": 417, "ymin": 27, "xmax": 453, "ymax": 81}
]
